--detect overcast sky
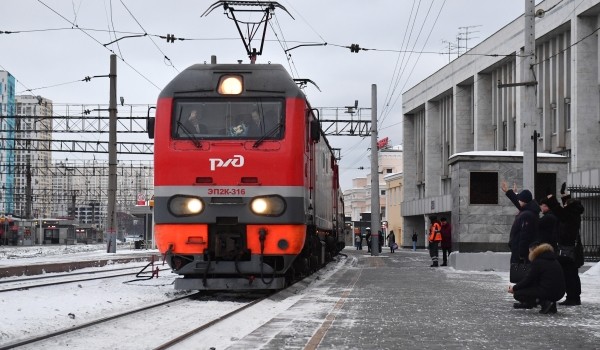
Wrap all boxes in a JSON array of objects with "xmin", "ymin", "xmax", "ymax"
[{"xmin": 1, "ymin": 0, "xmax": 536, "ymax": 190}]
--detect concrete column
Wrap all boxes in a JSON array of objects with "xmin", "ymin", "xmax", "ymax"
[
  {"xmin": 571, "ymin": 15, "xmax": 600, "ymax": 172},
  {"xmin": 474, "ymin": 73, "xmax": 494, "ymax": 151},
  {"xmin": 454, "ymin": 84, "xmax": 474, "ymax": 153},
  {"xmin": 556, "ymin": 34, "xmax": 566, "ymax": 149},
  {"xmin": 403, "ymin": 114, "xmax": 418, "ymax": 200},
  {"xmin": 425, "ymin": 101, "xmax": 442, "ymax": 197}
]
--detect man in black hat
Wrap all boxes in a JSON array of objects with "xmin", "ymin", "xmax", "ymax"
[{"xmin": 501, "ymin": 181, "xmax": 540, "ymax": 264}]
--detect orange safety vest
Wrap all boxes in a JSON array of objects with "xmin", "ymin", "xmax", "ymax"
[{"xmin": 428, "ymin": 222, "xmax": 442, "ymax": 242}]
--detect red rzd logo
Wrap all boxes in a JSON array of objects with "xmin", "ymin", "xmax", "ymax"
[{"xmin": 209, "ymin": 155, "xmax": 245, "ymax": 171}]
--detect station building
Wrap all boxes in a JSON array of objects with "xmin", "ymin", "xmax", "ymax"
[{"xmin": 401, "ymin": 0, "xmax": 600, "ymax": 252}]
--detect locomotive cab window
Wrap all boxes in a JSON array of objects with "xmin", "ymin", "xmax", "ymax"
[{"xmin": 172, "ymin": 100, "xmax": 284, "ymax": 140}]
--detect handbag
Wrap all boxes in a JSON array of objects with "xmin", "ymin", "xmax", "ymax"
[
  {"xmin": 392, "ymin": 242, "xmax": 398, "ymax": 250},
  {"xmin": 557, "ymin": 244, "xmax": 576, "ymax": 261},
  {"xmin": 510, "ymin": 262, "xmax": 531, "ymax": 283}
]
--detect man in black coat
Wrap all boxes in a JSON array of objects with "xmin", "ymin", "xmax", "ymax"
[
  {"xmin": 538, "ymin": 198, "xmax": 559, "ymax": 249},
  {"xmin": 501, "ymin": 183, "xmax": 540, "ymax": 263},
  {"xmin": 546, "ymin": 193, "xmax": 585, "ymax": 306},
  {"xmin": 509, "ymin": 242, "xmax": 566, "ymax": 314}
]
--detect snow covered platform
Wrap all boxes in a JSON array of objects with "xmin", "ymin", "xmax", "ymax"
[
  {"xmin": 0, "ymin": 244, "xmax": 159, "ymax": 277},
  {"xmin": 1, "ymin": 245, "xmax": 598, "ymax": 348}
]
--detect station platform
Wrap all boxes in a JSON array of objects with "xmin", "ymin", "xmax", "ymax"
[
  {"xmin": 0, "ymin": 244, "xmax": 159, "ymax": 278},
  {"xmin": 234, "ymin": 247, "xmax": 600, "ymax": 350}
]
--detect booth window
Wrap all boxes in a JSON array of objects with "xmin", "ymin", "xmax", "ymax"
[{"xmin": 470, "ymin": 172, "xmax": 498, "ymax": 204}]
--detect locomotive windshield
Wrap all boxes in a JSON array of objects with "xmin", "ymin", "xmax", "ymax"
[{"xmin": 172, "ymin": 100, "xmax": 284, "ymax": 140}]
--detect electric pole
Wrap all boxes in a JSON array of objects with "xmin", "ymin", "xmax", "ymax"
[
  {"xmin": 370, "ymin": 84, "xmax": 380, "ymax": 256},
  {"xmin": 107, "ymin": 54, "xmax": 118, "ymax": 253},
  {"xmin": 522, "ymin": 0, "xmax": 536, "ymax": 193}
]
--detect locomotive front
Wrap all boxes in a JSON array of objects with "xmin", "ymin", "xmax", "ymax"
[{"xmin": 152, "ymin": 63, "xmax": 335, "ymax": 290}]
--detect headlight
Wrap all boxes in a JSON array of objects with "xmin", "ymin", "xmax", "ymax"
[
  {"xmin": 250, "ymin": 195, "xmax": 286, "ymax": 216},
  {"xmin": 217, "ymin": 75, "xmax": 243, "ymax": 95},
  {"xmin": 168, "ymin": 196, "xmax": 204, "ymax": 216}
]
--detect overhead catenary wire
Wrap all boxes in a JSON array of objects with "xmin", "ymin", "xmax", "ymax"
[
  {"xmin": 381, "ymin": 0, "xmax": 419, "ymax": 126},
  {"xmin": 36, "ymin": 0, "xmax": 161, "ymax": 90},
  {"xmin": 381, "ymin": 0, "xmax": 424, "ymax": 125},
  {"xmin": 379, "ymin": 0, "xmax": 438, "ymax": 128},
  {"xmin": 107, "ymin": 0, "xmax": 124, "ymax": 59},
  {"xmin": 117, "ymin": 0, "xmax": 179, "ymax": 72},
  {"xmin": 380, "ymin": 0, "xmax": 447, "ymax": 129}
]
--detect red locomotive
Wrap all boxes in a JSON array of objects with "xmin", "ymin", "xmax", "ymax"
[{"xmin": 148, "ymin": 62, "xmax": 345, "ymax": 290}]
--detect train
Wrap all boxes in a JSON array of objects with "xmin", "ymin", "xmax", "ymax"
[{"xmin": 148, "ymin": 61, "xmax": 345, "ymax": 290}]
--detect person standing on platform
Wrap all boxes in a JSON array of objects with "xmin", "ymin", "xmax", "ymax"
[
  {"xmin": 428, "ymin": 217, "xmax": 442, "ymax": 267},
  {"xmin": 411, "ymin": 232, "xmax": 418, "ymax": 251},
  {"xmin": 538, "ymin": 198, "xmax": 559, "ymax": 250},
  {"xmin": 440, "ymin": 218, "xmax": 452, "ymax": 266},
  {"xmin": 501, "ymin": 181, "xmax": 540, "ymax": 264},
  {"xmin": 387, "ymin": 230, "xmax": 396, "ymax": 253},
  {"xmin": 355, "ymin": 234, "xmax": 362, "ymax": 250},
  {"xmin": 545, "ymin": 186, "xmax": 585, "ymax": 306}
]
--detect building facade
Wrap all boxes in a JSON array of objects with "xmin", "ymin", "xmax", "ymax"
[
  {"xmin": 0, "ymin": 71, "xmax": 16, "ymax": 215},
  {"xmin": 383, "ymin": 172, "xmax": 403, "ymax": 246},
  {"xmin": 343, "ymin": 146, "xmax": 403, "ymax": 239},
  {"xmin": 402, "ymin": 0, "xmax": 597, "ymax": 252},
  {"xmin": 13, "ymin": 95, "xmax": 53, "ymax": 218}
]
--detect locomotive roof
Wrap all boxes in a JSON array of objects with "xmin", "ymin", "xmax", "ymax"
[{"xmin": 158, "ymin": 63, "xmax": 305, "ymax": 99}]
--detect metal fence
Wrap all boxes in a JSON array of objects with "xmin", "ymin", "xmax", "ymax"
[{"xmin": 569, "ymin": 186, "xmax": 600, "ymax": 262}]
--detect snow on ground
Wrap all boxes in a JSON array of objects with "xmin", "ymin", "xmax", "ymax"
[{"xmin": 1, "ymin": 245, "xmax": 599, "ymax": 349}]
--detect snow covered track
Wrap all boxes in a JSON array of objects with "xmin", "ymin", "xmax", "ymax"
[
  {"xmin": 152, "ymin": 292, "xmax": 272, "ymax": 350},
  {"xmin": 0, "ymin": 266, "xmax": 171, "ymax": 293},
  {"xmin": 0, "ymin": 293, "xmax": 196, "ymax": 350}
]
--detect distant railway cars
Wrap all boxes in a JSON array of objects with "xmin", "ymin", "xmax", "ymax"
[{"xmin": 150, "ymin": 63, "xmax": 344, "ymax": 290}]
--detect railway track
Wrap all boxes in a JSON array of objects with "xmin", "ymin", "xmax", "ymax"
[
  {"xmin": 152, "ymin": 292, "xmax": 273, "ymax": 350},
  {"xmin": 0, "ymin": 293, "xmax": 198, "ymax": 350},
  {"xmin": 1, "ymin": 255, "xmax": 350, "ymax": 350},
  {"xmin": 0, "ymin": 264, "xmax": 171, "ymax": 293}
]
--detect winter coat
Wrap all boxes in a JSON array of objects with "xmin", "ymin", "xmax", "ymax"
[
  {"xmin": 513, "ymin": 243, "xmax": 566, "ymax": 302},
  {"xmin": 506, "ymin": 190, "xmax": 540, "ymax": 263},
  {"xmin": 538, "ymin": 211, "xmax": 559, "ymax": 249},
  {"xmin": 440, "ymin": 223, "xmax": 452, "ymax": 249},
  {"xmin": 411, "ymin": 233, "xmax": 418, "ymax": 242},
  {"xmin": 387, "ymin": 232, "xmax": 396, "ymax": 245},
  {"xmin": 546, "ymin": 195, "xmax": 584, "ymax": 246}
]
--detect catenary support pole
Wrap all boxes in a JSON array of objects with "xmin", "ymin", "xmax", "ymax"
[
  {"xmin": 107, "ymin": 54, "xmax": 118, "ymax": 253},
  {"xmin": 522, "ymin": 0, "xmax": 536, "ymax": 192},
  {"xmin": 370, "ymin": 84, "xmax": 380, "ymax": 256}
]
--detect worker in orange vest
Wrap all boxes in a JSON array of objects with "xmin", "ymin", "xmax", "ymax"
[{"xmin": 428, "ymin": 216, "xmax": 442, "ymax": 267}]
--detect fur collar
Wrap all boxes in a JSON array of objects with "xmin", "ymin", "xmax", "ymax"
[{"xmin": 528, "ymin": 243, "xmax": 554, "ymax": 261}]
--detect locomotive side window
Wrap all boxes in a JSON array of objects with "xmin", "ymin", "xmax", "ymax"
[{"xmin": 172, "ymin": 100, "xmax": 284, "ymax": 140}]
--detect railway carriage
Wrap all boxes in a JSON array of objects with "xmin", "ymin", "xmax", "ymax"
[{"xmin": 149, "ymin": 62, "xmax": 344, "ymax": 290}]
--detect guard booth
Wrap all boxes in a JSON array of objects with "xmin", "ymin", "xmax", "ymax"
[
  {"xmin": 129, "ymin": 204, "xmax": 154, "ymax": 249},
  {"xmin": 39, "ymin": 219, "xmax": 76, "ymax": 244},
  {"xmin": 75, "ymin": 225, "xmax": 101, "ymax": 244}
]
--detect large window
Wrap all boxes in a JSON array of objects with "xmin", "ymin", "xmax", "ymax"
[
  {"xmin": 470, "ymin": 172, "xmax": 498, "ymax": 205},
  {"xmin": 172, "ymin": 99, "xmax": 284, "ymax": 140}
]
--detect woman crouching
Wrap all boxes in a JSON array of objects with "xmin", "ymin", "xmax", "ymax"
[{"xmin": 508, "ymin": 242, "xmax": 566, "ymax": 314}]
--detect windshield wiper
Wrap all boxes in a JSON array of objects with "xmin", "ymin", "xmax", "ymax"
[
  {"xmin": 253, "ymin": 122, "xmax": 283, "ymax": 148},
  {"xmin": 176, "ymin": 121, "xmax": 203, "ymax": 149}
]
